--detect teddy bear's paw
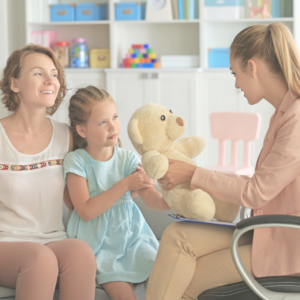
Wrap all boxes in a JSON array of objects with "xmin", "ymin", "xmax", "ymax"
[
  {"xmin": 142, "ymin": 151, "xmax": 169, "ymax": 180},
  {"xmin": 213, "ymin": 198, "xmax": 240, "ymax": 222},
  {"xmin": 184, "ymin": 189, "xmax": 216, "ymax": 221}
]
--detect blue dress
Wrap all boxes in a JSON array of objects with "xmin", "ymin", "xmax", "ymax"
[{"xmin": 63, "ymin": 147, "xmax": 159, "ymax": 285}]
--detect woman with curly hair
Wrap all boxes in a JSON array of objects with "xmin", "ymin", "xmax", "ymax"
[{"xmin": 0, "ymin": 44, "xmax": 96, "ymax": 300}]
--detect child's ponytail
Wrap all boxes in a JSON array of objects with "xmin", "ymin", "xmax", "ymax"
[
  {"xmin": 68, "ymin": 86, "xmax": 121, "ymax": 150},
  {"xmin": 230, "ymin": 22, "xmax": 300, "ymax": 96}
]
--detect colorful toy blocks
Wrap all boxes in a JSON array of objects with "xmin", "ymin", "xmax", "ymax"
[{"xmin": 121, "ymin": 44, "xmax": 160, "ymax": 69}]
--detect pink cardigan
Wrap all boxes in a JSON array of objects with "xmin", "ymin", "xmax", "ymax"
[{"xmin": 191, "ymin": 90, "xmax": 300, "ymax": 277}]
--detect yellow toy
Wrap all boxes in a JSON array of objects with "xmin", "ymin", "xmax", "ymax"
[{"xmin": 128, "ymin": 102, "xmax": 240, "ymax": 222}]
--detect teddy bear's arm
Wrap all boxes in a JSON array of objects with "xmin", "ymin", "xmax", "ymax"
[
  {"xmin": 142, "ymin": 150, "xmax": 169, "ymax": 180},
  {"xmin": 173, "ymin": 136, "xmax": 206, "ymax": 159}
]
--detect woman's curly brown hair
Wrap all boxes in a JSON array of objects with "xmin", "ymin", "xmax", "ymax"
[{"xmin": 0, "ymin": 44, "xmax": 67, "ymax": 115}]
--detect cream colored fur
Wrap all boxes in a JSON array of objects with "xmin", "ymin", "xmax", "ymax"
[{"xmin": 128, "ymin": 102, "xmax": 239, "ymax": 222}]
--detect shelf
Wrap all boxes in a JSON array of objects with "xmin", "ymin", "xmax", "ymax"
[
  {"xmin": 28, "ymin": 18, "xmax": 293, "ymax": 26},
  {"xmin": 64, "ymin": 68, "xmax": 204, "ymax": 73},
  {"xmin": 105, "ymin": 68, "xmax": 203, "ymax": 73},
  {"xmin": 64, "ymin": 68, "xmax": 105, "ymax": 73},
  {"xmin": 113, "ymin": 19, "xmax": 200, "ymax": 24},
  {"xmin": 202, "ymin": 68, "xmax": 231, "ymax": 72},
  {"xmin": 203, "ymin": 18, "xmax": 294, "ymax": 23},
  {"xmin": 28, "ymin": 21, "xmax": 110, "ymax": 26}
]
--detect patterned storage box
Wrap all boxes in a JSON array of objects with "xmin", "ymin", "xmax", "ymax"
[
  {"xmin": 76, "ymin": 3, "xmax": 108, "ymax": 21},
  {"xmin": 115, "ymin": 2, "xmax": 146, "ymax": 21},
  {"xmin": 208, "ymin": 48, "xmax": 230, "ymax": 68},
  {"xmin": 90, "ymin": 49, "xmax": 110, "ymax": 68},
  {"xmin": 50, "ymin": 4, "xmax": 76, "ymax": 22}
]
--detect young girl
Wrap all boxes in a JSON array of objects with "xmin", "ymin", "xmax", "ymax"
[
  {"xmin": 63, "ymin": 86, "xmax": 170, "ymax": 300},
  {"xmin": 145, "ymin": 22, "xmax": 300, "ymax": 299}
]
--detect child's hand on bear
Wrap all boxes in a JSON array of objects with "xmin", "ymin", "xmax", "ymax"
[{"xmin": 125, "ymin": 170, "xmax": 156, "ymax": 192}]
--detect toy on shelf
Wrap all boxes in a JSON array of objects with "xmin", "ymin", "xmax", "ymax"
[
  {"xmin": 71, "ymin": 38, "xmax": 89, "ymax": 68},
  {"xmin": 54, "ymin": 41, "xmax": 69, "ymax": 68},
  {"xmin": 248, "ymin": 0, "xmax": 271, "ymax": 19},
  {"xmin": 121, "ymin": 44, "xmax": 161, "ymax": 68}
]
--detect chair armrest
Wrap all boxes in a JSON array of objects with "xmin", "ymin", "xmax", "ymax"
[
  {"xmin": 231, "ymin": 215, "xmax": 300, "ymax": 300},
  {"xmin": 236, "ymin": 214, "xmax": 300, "ymax": 229}
]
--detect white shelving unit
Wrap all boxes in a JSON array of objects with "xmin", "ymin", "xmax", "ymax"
[
  {"xmin": 22, "ymin": 0, "xmax": 297, "ymax": 168},
  {"xmin": 25, "ymin": 0, "xmax": 297, "ymax": 69}
]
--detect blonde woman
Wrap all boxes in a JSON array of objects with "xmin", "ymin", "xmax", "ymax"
[
  {"xmin": 0, "ymin": 45, "xmax": 96, "ymax": 300},
  {"xmin": 145, "ymin": 22, "xmax": 300, "ymax": 300}
]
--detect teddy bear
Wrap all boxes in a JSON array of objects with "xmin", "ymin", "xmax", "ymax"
[{"xmin": 127, "ymin": 102, "xmax": 240, "ymax": 222}]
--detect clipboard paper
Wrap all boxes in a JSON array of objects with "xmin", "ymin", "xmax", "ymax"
[{"xmin": 168, "ymin": 214, "xmax": 236, "ymax": 228}]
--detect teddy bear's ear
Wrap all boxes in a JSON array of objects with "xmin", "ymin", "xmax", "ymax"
[{"xmin": 128, "ymin": 119, "xmax": 143, "ymax": 145}]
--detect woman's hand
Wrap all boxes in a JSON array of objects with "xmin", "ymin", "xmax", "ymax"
[{"xmin": 158, "ymin": 158, "xmax": 197, "ymax": 190}]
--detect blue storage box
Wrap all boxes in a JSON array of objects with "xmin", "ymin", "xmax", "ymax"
[
  {"xmin": 50, "ymin": 4, "xmax": 76, "ymax": 22},
  {"xmin": 208, "ymin": 48, "xmax": 230, "ymax": 68},
  {"xmin": 76, "ymin": 3, "xmax": 108, "ymax": 21},
  {"xmin": 205, "ymin": 0, "xmax": 244, "ymax": 6},
  {"xmin": 115, "ymin": 2, "xmax": 146, "ymax": 21}
]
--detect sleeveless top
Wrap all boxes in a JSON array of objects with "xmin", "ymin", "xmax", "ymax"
[{"xmin": 0, "ymin": 118, "xmax": 69, "ymax": 244}]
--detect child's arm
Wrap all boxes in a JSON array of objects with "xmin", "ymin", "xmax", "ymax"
[
  {"xmin": 130, "ymin": 191, "xmax": 138, "ymax": 198},
  {"xmin": 63, "ymin": 186, "xmax": 74, "ymax": 211},
  {"xmin": 66, "ymin": 171, "xmax": 156, "ymax": 221},
  {"xmin": 136, "ymin": 187, "xmax": 170, "ymax": 211}
]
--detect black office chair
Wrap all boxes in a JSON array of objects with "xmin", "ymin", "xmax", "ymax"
[{"xmin": 198, "ymin": 215, "xmax": 300, "ymax": 300}]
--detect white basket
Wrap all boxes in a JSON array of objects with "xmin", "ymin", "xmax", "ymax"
[
  {"xmin": 205, "ymin": 6, "xmax": 245, "ymax": 19},
  {"xmin": 161, "ymin": 56, "xmax": 199, "ymax": 68}
]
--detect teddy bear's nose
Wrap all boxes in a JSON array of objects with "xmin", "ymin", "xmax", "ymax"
[{"xmin": 176, "ymin": 117, "xmax": 184, "ymax": 126}]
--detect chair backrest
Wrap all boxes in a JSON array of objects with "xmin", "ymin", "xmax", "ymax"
[{"xmin": 210, "ymin": 112, "xmax": 261, "ymax": 168}]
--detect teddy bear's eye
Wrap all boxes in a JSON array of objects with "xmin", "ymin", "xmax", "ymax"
[
  {"xmin": 169, "ymin": 110, "xmax": 173, "ymax": 114},
  {"xmin": 161, "ymin": 115, "xmax": 166, "ymax": 121}
]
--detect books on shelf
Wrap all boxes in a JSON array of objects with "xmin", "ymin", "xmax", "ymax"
[
  {"xmin": 30, "ymin": 30, "xmax": 57, "ymax": 49},
  {"xmin": 176, "ymin": 0, "xmax": 197, "ymax": 20},
  {"xmin": 269, "ymin": 0, "xmax": 293, "ymax": 18},
  {"xmin": 29, "ymin": 0, "xmax": 59, "ymax": 22}
]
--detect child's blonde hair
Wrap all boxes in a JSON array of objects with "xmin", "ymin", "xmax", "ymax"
[
  {"xmin": 69, "ymin": 86, "xmax": 121, "ymax": 150},
  {"xmin": 230, "ymin": 22, "xmax": 300, "ymax": 96}
]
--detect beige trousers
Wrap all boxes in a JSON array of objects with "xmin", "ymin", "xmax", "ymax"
[
  {"xmin": 0, "ymin": 239, "xmax": 97, "ymax": 300},
  {"xmin": 145, "ymin": 221, "xmax": 254, "ymax": 300}
]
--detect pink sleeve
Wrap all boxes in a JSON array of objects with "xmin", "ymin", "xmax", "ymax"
[{"xmin": 191, "ymin": 111, "xmax": 300, "ymax": 209}]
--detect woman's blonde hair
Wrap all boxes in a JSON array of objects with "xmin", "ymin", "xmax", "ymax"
[
  {"xmin": 230, "ymin": 22, "xmax": 300, "ymax": 96},
  {"xmin": 0, "ymin": 44, "xmax": 66, "ymax": 115},
  {"xmin": 69, "ymin": 86, "xmax": 121, "ymax": 150}
]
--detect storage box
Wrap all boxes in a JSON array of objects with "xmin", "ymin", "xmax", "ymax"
[
  {"xmin": 50, "ymin": 4, "xmax": 76, "ymax": 22},
  {"xmin": 76, "ymin": 3, "xmax": 108, "ymax": 21},
  {"xmin": 208, "ymin": 48, "xmax": 230, "ymax": 68},
  {"xmin": 205, "ymin": 0, "xmax": 244, "ymax": 19},
  {"xmin": 115, "ymin": 2, "xmax": 146, "ymax": 21},
  {"xmin": 161, "ymin": 55, "xmax": 199, "ymax": 68},
  {"xmin": 90, "ymin": 49, "xmax": 110, "ymax": 68}
]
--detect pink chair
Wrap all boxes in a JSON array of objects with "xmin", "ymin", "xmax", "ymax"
[{"xmin": 207, "ymin": 112, "xmax": 261, "ymax": 178}]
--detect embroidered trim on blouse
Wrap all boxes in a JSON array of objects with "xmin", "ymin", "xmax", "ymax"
[{"xmin": 0, "ymin": 159, "xmax": 63, "ymax": 171}]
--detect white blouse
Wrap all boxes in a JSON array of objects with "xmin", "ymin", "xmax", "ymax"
[{"xmin": 0, "ymin": 118, "xmax": 69, "ymax": 244}]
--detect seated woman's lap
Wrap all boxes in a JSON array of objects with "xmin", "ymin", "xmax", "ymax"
[
  {"xmin": 0, "ymin": 239, "xmax": 96, "ymax": 300},
  {"xmin": 145, "ymin": 221, "xmax": 253, "ymax": 300}
]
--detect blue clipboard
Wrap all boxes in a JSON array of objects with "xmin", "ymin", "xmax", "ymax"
[{"xmin": 168, "ymin": 214, "xmax": 236, "ymax": 228}]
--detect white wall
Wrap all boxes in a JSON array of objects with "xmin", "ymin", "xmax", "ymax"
[{"xmin": 0, "ymin": 0, "xmax": 26, "ymax": 118}]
